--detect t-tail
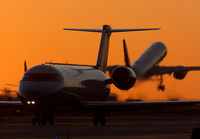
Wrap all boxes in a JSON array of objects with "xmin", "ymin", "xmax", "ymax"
[{"xmin": 64, "ymin": 25, "xmax": 160, "ymax": 73}]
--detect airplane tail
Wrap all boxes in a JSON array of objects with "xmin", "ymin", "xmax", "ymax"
[
  {"xmin": 64, "ymin": 25, "xmax": 160, "ymax": 73},
  {"xmin": 123, "ymin": 39, "xmax": 131, "ymax": 68}
]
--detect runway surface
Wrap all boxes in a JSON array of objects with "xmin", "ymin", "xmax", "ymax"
[{"xmin": 0, "ymin": 114, "xmax": 200, "ymax": 139}]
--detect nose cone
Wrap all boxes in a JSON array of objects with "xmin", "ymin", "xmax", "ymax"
[
  {"xmin": 151, "ymin": 41, "xmax": 167, "ymax": 52},
  {"xmin": 19, "ymin": 64, "xmax": 63, "ymax": 99},
  {"xmin": 20, "ymin": 89, "xmax": 41, "ymax": 99}
]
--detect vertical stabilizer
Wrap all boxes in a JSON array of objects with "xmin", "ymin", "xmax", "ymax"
[{"xmin": 96, "ymin": 25, "xmax": 112, "ymax": 72}]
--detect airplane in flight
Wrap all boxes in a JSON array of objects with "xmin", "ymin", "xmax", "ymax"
[
  {"xmin": 1, "ymin": 25, "xmax": 200, "ymax": 126},
  {"xmin": 107, "ymin": 39, "xmax": 200, "ymax": 91}
]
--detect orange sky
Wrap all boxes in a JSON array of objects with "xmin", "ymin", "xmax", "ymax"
[{"xmin": 0, "ymin": 0, "xmax": 200, "ymax": 101}]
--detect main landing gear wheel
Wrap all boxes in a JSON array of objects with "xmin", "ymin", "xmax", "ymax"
[
  {"xmin": 158, "ymin": 75, "xmax": 165, "ymax": 91},
  {"xmin": 158, "ymin": 84, "xmax": 165, "ymax": 91},
  {"xmin": 32, "ymin": 112, "xmax": 54, "ymax": 126},
  {"xmin": 32, "ymin": 114, "xmax": 40, "ymax": 126},
  {"xmin": 41, "ymin": 112, "xmax": 54, "ymax": 125},
  {"xmin": 93, "ymin": 111, "xmax": 106, "ymax": 126}
]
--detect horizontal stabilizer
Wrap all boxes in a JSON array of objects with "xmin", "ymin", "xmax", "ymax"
[
  {"xmin": 63, "ymin": 28, "xmax": 160, "ymax": 33},
  {"xmin": 63, "ymin": 28, "xmax": 102, "ymax": 32},
  {"xmin": 112, "ymin": 28, "xmax": 160, "ymax": 32}
]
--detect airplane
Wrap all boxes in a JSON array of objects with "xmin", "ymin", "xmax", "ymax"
[
  {"xmin": 1, "ymin": 24, "xmax": 200, "ymax": 126},
  {"xmin": 0, "ymin": 87, "xmax": 17, "ymax": 101},
  {"xmin": 107, "ymin": 39, "xmax": 200, "ymax": 91},
  {"xmin": 0, "ymin": 87, "xmax": 17, "ymax": 94}
]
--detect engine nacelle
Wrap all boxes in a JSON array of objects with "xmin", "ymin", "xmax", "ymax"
[
  {"xmin": 111, "ymin": 66, "xmax": 136, "ymax": 90},
  {"xmin": 173, "ymin": 71, "xmax": 187, "ymax": 80}
]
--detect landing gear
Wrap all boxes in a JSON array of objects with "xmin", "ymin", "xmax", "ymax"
[
  {"xmin": 93, "ymin": 111, "xmax": 106, "ymax": 126},
  {"xmin": 158, "ymin": 75, "xmax": 165, "ymax": 91},
  {"xmin": 32, "ymin": 112, "xmax": 54, "ymax": 126},
  {"xmin": 158, "ymin": 84, "xmax": 165, "ymax": 91},
  {"xmin": 41, "ymin": 112, "xmax": 54, "ymax": 125},
  {"xmin": 32, "ymin": 113, "xmax": 40, "ymax": 126}
]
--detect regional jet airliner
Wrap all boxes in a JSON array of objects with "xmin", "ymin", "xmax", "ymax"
[{"xmin": 1, "ymin": 25, "xmax": 200, "ymax": 126}]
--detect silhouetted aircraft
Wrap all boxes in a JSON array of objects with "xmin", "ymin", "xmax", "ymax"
[
  {"xmin": 107, "ymin": 39, "xmax": 200, "ymax": 91},
  {"xmin": 1, "ymin": 25, "xmax": 200, "ymax": 126},
  {"xmin": 0, "ymin": 87, "xmax": 17, "ymax": 100},
  {"xmin": 0, "ymin": 87, "xmax": 17, "ymax": 94}
]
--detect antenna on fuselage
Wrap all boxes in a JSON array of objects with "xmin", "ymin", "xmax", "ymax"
[{"xmin": 63, "ymin": 25, "xmax": 160, "ymax": 73}]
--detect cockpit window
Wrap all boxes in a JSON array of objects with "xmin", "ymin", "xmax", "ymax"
[{"xmin": 22, "ymin": 73, "xmax": 62, "ymax": 81}]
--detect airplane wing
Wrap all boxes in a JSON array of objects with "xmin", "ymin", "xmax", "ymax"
[
  {"xmin": 0, "ymin": 101, "xmax": 22, "ymax": 105},
  {"xmin": 0, "ymin": 101, "xmax": 22, "ymax": 109},
  {"xmin": 149, "ymin": 65, "xmax": 200, "ymax": 75}
]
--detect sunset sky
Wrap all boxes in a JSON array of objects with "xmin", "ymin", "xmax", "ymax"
[{"xmin": 0, "ymin": 0, "xmax": 200, "ymax": 100}]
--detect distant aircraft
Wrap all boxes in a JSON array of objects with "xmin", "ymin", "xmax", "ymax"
[
  {"xmin": 0, "ymin": 87, "xmax": 17, "ymax": 94},
  {"xmin": 107, "ymin": 39, "xmax": 200, "ymax": 91},
  {"xmin": 0, "ymin": 25, "xmax": 200, "ymax": 126},
  {"xmin": 0, "ymin": 87, "xmax": 17, "ymax": 101}
]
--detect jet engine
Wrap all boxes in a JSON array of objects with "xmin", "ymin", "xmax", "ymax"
[
  {"xmin": 111, "ymin": 66, "xmax": 136, "ymax": 90},
  {"xmin": 173, "ymin": 71, "xmax": 187, "ymax": 80}
]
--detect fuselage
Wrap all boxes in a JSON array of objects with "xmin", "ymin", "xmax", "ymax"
[
  {"xmin": 18, "ymin": 64, "xmax": 110, "ymax": 106},
  {"xmin": 131, "ymin": 42, "xmax": 167, "ymax": 78}
]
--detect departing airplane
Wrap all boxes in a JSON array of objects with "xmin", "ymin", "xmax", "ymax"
[
  {"xmin": 107, "ymin": 39, "xmax": 200, "ymax": 91},
  {"xmin": 1, "ymin": 25, "xmax": 200, "ymax": 126}
]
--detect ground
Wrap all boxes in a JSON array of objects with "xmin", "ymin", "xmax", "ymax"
[{"xmin": 0, "ymin": 114, "xmax": 199, "ymax": 139}]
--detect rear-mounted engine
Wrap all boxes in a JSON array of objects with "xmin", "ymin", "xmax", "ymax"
[{"xmin": 111, "ymin": 66, "xmax": 137, "ymax": 90}]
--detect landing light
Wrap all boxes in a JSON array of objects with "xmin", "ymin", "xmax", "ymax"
[{"xmin": 27, "ymin": 101, "xmax": 35, "ymax": 105}]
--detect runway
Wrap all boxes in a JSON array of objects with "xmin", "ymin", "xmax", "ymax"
[{"xmin": 0, "ymin": 114, "xmax": 200, "ymax": 139}]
